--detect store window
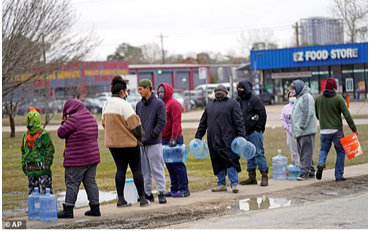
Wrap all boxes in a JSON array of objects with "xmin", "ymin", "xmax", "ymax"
[
  {"xmin": 330, "ymin": 65, "xmax": 342, "ymax": 93},
  {"xmin": 354, "ymin": 64, "xmax": 366, "ymax": 100},
  {"xmin": 342, "ymin": 65, "xmax": 354, "ymax": 98}
]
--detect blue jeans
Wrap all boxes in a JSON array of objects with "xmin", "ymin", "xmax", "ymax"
[
  {"xmin": 246, "ymin": 131, "xmax": 268, "ymax": 171},
  {"xmin": 317, "ymin": 130, "xmax": 346, "ymax": 179},
  {"xmin": 162, "ymin": 136, "xmax": 189, "ymax": 192},
  {"xmin": 216, "ymin": 167, "xmax": 239, "ymax": 187}
]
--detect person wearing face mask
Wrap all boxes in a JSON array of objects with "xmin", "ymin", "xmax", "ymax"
[
  {"xmin": 195, "ymin": 84, "xmax": 246, "ymax": 193},
  {"xmin": 280, "ymin": 90, "xmax": 300, "ymax": 167},
  {"xmin": 236, "ymin": 80, "xmax": 269, "ymax": 187},
  {"xmin": 157, "ymin": 83, "xmax": 190, "ymax": 198},
  {"xmin": 102, "ymin": 75, "xmax": 150, "ymax": 208}
]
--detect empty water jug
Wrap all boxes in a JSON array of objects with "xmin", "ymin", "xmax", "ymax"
[
  {"xmin": 272, "ymin": 149, "xmax": 288, "ymax": 180},
  {"xmin": 231, "ymin": 137, "xmax": 256, "ymax": 160},
  {"xmin": 124, "ymin": 179, "xmax": 138, "ymax": 204},
  {"xmin": 28, "ymin": 187, "xmax": 41, "ymax": 220},
  {"xmin": 189, "ymin": 139, "xmax": 209, "ymax": 160},
  {"xmin": 162, "ymin": 144, "xmax": 188, "ymax": 163},
  {"xmin": 286, "ymin": 160, "xmax": 301, "ymax": 180},
  {"xmin": 39, "ymin": 188, "xmax": 58, "ymax": 222}
]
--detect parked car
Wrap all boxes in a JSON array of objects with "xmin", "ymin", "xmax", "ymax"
[
  {"xmin": 183, "ymin": 90, "xmax": 206, "ymax": 108},
  {"xmin": 81, "ymin": 98, "xmax": 102, "ymax": 113},
  {"xmin": 49, "ymin": 99, "xmax": 68, "ymax": 113},
  {"xmin": 173, "ymin": 92, "xmax": 191, "ymax": 112},
  {"xmin": 258, "ymin": 89, "xmax": 275, "ymax": 105},
  {"xmin": 17, "ymin": 101, "xmax": 47, "ymax": 115},
  {"xmin": 126, "ymin": 95, "xmax": 141, "ymax": 111},
  {"xmin": 95, "ymin": 92, "xmax": 112, "ymax": 98}
]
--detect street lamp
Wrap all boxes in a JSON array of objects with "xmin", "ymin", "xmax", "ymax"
[{"xmin": 253, "ymin": 53, "xmax": 263, "ymax": 95}]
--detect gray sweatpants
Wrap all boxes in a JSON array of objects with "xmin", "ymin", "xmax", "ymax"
[
  {"xmin": 64, "ymin": 164, "xmax": 99, "ymax": 206},
  {"xmin": 287, "ymin": 133, "xmax": 301, "ymax": 167},
  {"xmin": 297, "ymin": 134, "xmax": 316, "ymax": 176},
  {"xmin": 140, "ymin": 144, "xmax": 166, "ymax": 195}
]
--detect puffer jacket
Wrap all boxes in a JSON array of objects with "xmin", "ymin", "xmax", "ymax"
[
  {"xmin": 57, "ymin": 99, "xmax": 100, "ymax": 167},
  {"xmin": 290, "ymin": 80, "xmax": 317, "ymax": 138}
]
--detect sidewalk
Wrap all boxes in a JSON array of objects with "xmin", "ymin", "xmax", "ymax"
[{"xmin": 6, "ymin": 163, "xmax": 368, "ymax": 229}]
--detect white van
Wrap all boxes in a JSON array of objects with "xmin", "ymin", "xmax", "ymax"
[{"xmin": 194, "ymin": 83, "xmax": 237, "ymax": 100}]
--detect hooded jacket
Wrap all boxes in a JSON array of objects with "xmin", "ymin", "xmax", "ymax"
[
  {"xmin": 57, "ymin": 99, "xmax": 100, "ymax": 167},
  {"xmin": 315, "ymin": 90, "xmax": 357, "ymax": 132},
  {"xmin": 280, "ymin": 90, "xmax": 295, "ymax": 136},
  {"xmin": 290, "ymin": 80, "xmax": 317, "ymax": 138},
  {"xmin": 236, "ymin": 80, "xmax": 267, "ymax": 136},
  {"xmin": 158, "ymin": 83, "xmax": 182, "ymax": 141},
  {"xmin": 195, "ymin": 96, "xmax": 246, "ymax": 175},
  {"xmin": 136, "ymin": 93, "xmax": 167, "ymax": 145}
]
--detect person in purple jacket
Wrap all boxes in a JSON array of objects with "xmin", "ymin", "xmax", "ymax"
[
  {"xmin": 57, "ymin": 99, "xmax": 101, "ymax": 218},
  {"xmin": 280, "ymin": 90, "xmax": 300, "ymax": 167}
]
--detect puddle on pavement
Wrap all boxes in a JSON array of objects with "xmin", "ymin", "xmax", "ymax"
[
  {"xmin": 238, "ymin": 197, "xmax": 292, "ymax": 211},
  {"xmin": 57, "ymin": 189, "xmax": 117, "ymax": 208}
]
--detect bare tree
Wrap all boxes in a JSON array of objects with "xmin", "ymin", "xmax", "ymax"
[
  {"xmin": 141, "ymin": 43, "xmax": 162, "ymax": 64},
  {"xmin": 330, "ymin": 0, "xmax": 368, "ymax": 42},
  {"xmin": 237, "ymin": 29, "xmax": 278, "ymax": 58},
  {"xmin": 2, "ymin": 0, "xmax": 99, "ymax": 137}
]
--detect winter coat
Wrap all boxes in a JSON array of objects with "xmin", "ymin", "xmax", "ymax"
[
  {"xmin": 315, "ymin": 90, "xmax": 357, "ymax": 132},
  {"xmin": 136, "ymin": 93, "xmax": 167, "ymax": 145},
  {"xmin": 237, "ymin": 80, "xmax": 267, "ymax": 136},
  {"xmin": 290, "ymin": 80, "xmax": 317, "ymax": 138},
  {"xmin": 102, "ymin": 96, "xmax": 145, "ymax": 148},
  {"xmin": 57, "ymin": 99, "xmax": 100, "ymax": 167},
  {"xmin": 195, "ymin": 97, "xmax": 246, "ymax": 175},
  {"xmin": 281, "ymin": 103, "xmax": 294, "ymax": 136},
  {"xmin": 158, "ymin": 83, "xmax": 182, "ymax": 141}
]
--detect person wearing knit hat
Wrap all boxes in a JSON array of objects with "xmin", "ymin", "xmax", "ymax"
[{"xmin": 315, "ymin": 78, "xmax": 358, "ymax": 182}]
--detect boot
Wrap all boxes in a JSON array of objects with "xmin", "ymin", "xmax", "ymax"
[
  {"xmin": 57, "ymin": 203, "xmax": 74, "ymax": 218},
  {"xmin": 240, "ymin": 169, "xmax": 258, "ymax": 185},
  {"xmin": 84, "ymin": 203, "xmax": 101, "ymax": 216},
  {"xmin": 260, "ymin": 169, "xmax": 269, "ymax": 186}
]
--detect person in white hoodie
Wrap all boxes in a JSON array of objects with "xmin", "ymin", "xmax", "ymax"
[{"xmin": 280, "ymin": 90, "xmax": 300, "ymax": 167}]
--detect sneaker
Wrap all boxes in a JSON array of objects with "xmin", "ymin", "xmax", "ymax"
[
  {"xmin": 145, "ymin": 193, "xmax": 155, "ymax": 202},
  {"xmin": 172, "ymin": 190, "xmax": 191, "ymax": 198},
  {"xmin": 316, "ymin": 164, "xmax": 324, "ymax": 180},
  {"xmin": 231, "ymin": 185, "xmax": 239, "ymax": 193},
  {"xmin": 336, "ymin": 177, "xmax": 347, "ymax": 181},
  {"xmin": 297, "ymin": 174, "xmax": 309, "ymax": 181},
  {"xmin": 158, "ymin": 192, "xmax": 167, "ymax": 204},
  {"xmin": 211, "ymin": 185, "xmax": 227, "ymax": 192},
  {"xmin": 164, "ymin": 191, "xmax": 175, "ymax": 197},
  {"xmin": 309, "ymin": 172, "xmax": 315, "ymax": 178}
]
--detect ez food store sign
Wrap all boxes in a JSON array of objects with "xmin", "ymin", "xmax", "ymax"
[{"xmin": 293, "ymin": 48, "xmax": 358, "ymax": 62}]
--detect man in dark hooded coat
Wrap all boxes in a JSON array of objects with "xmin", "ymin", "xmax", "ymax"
[{"xmin": 195, "ymin": 84, "xmax": 246, "ymax": 193}]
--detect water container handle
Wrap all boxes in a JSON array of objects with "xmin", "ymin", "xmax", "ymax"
[
  {"xmin": 45, "ymin": 188, "xmax": 51, "ymax": 195},
  {"xmin": 232, "ymin": 140, "xmax": 237, "ymax": 145},
  {"xmin": 193, "ymin": 143, "xmax": 198, "ymax": 148}
]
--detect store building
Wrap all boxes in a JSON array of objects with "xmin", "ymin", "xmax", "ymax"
[{"xmin": 250, "ymin": 42, "xmax": 368, "ymax": 102}]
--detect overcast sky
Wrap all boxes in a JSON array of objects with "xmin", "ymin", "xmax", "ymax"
[{"xmin": 70, "ymin": 0, "xmax": 334, "ymax": 61}]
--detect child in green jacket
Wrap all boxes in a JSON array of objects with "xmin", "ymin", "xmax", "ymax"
[{"xmin": 21, "ymin": 107, "xmax": 55, "ymax": 195}]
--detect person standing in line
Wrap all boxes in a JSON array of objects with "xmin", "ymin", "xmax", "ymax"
[
  {"xmin": 157, "ymin": 83, "xmax": 190, "ymax": 198},
  {"xmin": 102, "ymin": 76, "xmax": 150, "ymax": 208},
  {"xmin": 57, "ymin": 99, "xmax": 101, "ymax": 218},
  {"xmin": 136, "ymin": 79, "xmax": 167, "ymax": 204},
  {"xmin": 195, "ymin": 84, "xmax": 246, "ymax": 193},
  {"xmin": 315, "ymin": 78, "xmax": 358, "ymax": 181},
  {"xmin": 281, "ymin": 90, "xmax": 301, "ymax": 167},
  {"xmin": 236, "ymin": 80, "xmax": 269, "ymax": 187},
  {"xmin": 290, "ymin": 80, "xmax": 317, "ymax": 181}
]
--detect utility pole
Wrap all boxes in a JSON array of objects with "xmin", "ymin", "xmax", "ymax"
[
  {"xmin": 293, "ymin": 22, "xmax": 300, "ymax": 47},
  {"xmin": 158, "ymin": 33, "xmax": 167, "ymax": 64}
]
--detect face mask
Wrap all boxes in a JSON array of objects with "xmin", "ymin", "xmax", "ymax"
[
  {"xmin": 158, "ymin": 93, "xmax": 164, "ymax": 100},
  {"xmin": 215, "ymin": 92, "xmax": 225, "ymax": 100},
  {"xmin": 238, "ymin": 90, "xmax": 245, "ymax": 97},
  {"xmin": 289, "ymin": 97, "xmax": 297, "ymax": 104}
]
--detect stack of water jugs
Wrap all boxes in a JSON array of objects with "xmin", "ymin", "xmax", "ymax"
[
  {"xmin": 28, "ymin": 187, "xmax": 58, "ymax": 221},
  {"xmin": 272, "ymin": 149, "xmax": 301, "ymax": 180},
  {"xmin": 162, "ymin": 144, "xmax": 188, "ymax": 163}
]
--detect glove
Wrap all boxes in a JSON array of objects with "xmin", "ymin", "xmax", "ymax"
[
  {"xmin": 151, "ymin": 131, "xmax": 158, "ymax": 139},
  {"xmin": 354, "ymin": 130, "xmax": 359, "ymax": 136},
  {"xmin": 169, "ymin": 138, "xmax": 177, "ymax": 147}
]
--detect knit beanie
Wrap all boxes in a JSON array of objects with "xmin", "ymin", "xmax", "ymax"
[
  {"xmin": 138, "ymin": 79, "xmax": 152, "ymax": 88},
  {"xmin": 325, "ymin": 78, "xmax": 337, "ymax": 90}
]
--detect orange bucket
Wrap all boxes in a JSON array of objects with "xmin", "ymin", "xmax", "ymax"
[{"xmin": 339, "ymin": 133, "xmax": 363, "ymax": 159}]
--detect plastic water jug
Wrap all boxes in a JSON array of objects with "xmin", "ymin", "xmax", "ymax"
[
  {"xmin": 39, "ymin": 188, "xmax": 58, "ymax": 222},
  {"xmin": 272, "ymin": 149, "xmax": 288, "ymax": 180},
  {"xmin": 162, "ymin": 144, "xmax": 188, "ymax": 163},
  {"xmin": 189, "ymin": 139, "xmax": 209, "ymax": 160},
  {"xmin": 124, "ymin": 179, "xmax": 138, "ymax": 204},
  {"xmin": 231, "ymin": 137, "xmax": 256, "ymax": 160},
  {"xmin": 286, "ymin": 160, "xmax": 301, "ymax": 180},
  {"xmin": 28, "ymin": 187, "xmax": 41, "ymax": 220}
]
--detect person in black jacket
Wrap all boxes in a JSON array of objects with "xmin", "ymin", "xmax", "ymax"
[
  {"xmin": 237, "ymin": 80, "xmax": 269, "ymax": 186},
  {"xmin": 195, "ymin": 84, "xmax": 246, "ymax": 193}
]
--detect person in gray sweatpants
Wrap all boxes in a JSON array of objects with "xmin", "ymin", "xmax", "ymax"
[
  {"xmin": 290, "ymin": 80, "xmax": 317, "ymax": 181},
  {"xmin": 136, "ymin": 79, "xmax": 167, "ymax": 204}
]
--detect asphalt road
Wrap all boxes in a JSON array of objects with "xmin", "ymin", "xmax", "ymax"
[{"xmin": 166, "ymin": 192, "xmax": 368, "ymax": 229}]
